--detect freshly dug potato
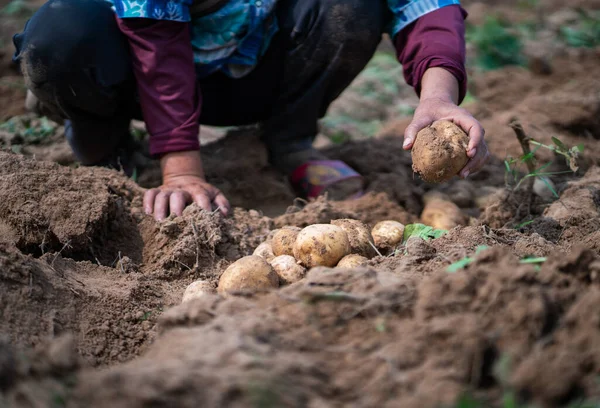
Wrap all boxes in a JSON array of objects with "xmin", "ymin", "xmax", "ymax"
[
  {"xmin": 272, "ymin": 226, "xmax": 301, "ymax": 257},
  {"xmin": 337, "ymin": 254, "xmax": 368, "ymax": 268},
  {"xmin": 182, "ymin": 280, "xmax": 215, "ymax": 303},
  {"xmin": 217, "ymin": 256, "xmax": 279, "ymax": 296},
  {"xmin": 293, "ymin": 224, "xmax": 351, "ymax": 268},
  {"xmin": 411, "ymin": 120, "xmax": 469, "ymax": 183},
  {"xmin": 421, "ymin": 198, "xmax": 468, "ymax": 230},
  {"xmin": 270, "ymin": 255, "xmax": 306, "ymax": 285},
  {"xmin": 331, "ymin": 219, "xmax": 376, "ymax": 258},
  {"xmin": 371, "ymin": 220, "xmax": 405, "ymax": 250},
  {"xmin": 253, "ymin": 242, "xmax": 275, "ymax": 262}
]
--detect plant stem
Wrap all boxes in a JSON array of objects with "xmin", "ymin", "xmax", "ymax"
[{"xmin": 510, "ymin": 118, "xmax": 535, "ymax": 213}]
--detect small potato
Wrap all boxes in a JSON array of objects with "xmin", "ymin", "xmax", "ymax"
[
  {"xmin": 253, "ymin": 242, "xmax": 275, "ymax": 262},
  {"xmin": 411, "ymin": 120, "xmax": 469, "ymax": 183},
  {"xmin": 182, "ymin": 280, "xmax": 215, "ymax": 303},
  {"xmin": 217, "ymin": 256, "xmax": 279, "ymax": 296},
  {"xmin": 421, "ymin": 198, "xmax": 468, "ymax": 230},
  {"xmin": 337, "ymin": 254, "xmax": 368, "ymax": 268},
  {"xmin": 331, "ymin": 219, "xmax": 376, "ymax": 258},
  {"xmin": 293, "ymin": 224, "xmax": 351, "ymax": 268},
  {"xmin": 272, "ymin": 226, "xmax": 301, "ymax": 257},
  {"xmin": 270, "ymin": 255, "xmax": 306, "ymax": 285},
  {"xmin": 372, "ymin": 220, "xmax": 405, "ymax": 250}
]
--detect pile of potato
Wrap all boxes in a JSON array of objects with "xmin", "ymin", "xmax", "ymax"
[{"xmin": 182, "ymin": 219, "xmax": 408, "ymax": 301}]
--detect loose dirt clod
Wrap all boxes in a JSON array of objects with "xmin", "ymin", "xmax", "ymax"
[{"xmin": 411, "ymin": 120, "xmax": 469, "ymax": 183}]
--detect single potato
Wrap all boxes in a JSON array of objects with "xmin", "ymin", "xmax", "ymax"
[
  {"xmin": 253, "ymin": 242, "xmax": 275, "ymax": 262},
  {"xmin": 217, "ymin": 256, "xmax": 279, "ymax": 296},
  {"xmin": 272, "ymin": 226, "xmax": 301, "ymax": 257},
  {"xmin": 331, "ymin": 219, "xmax": 377, "ymax": 258},
  {"xmin": 337, "ymin": 254, "xmax": 368, "ymax": 268},
  {"xmin": 372, "ymin": 220, "xmax": 405, "ymax": 250},
  {"xmin": 293, "ymin": 224, "xmax": 351, "ymax": 268},
  {"xmin": 181, "ymin": 280, "xmax": 215, "ymax": 303},
  {"xmin": 411, "ymin": 120, "xmax": 469, "ymax": 183},
  {"xmin": 270, "ymin": 255, "xmax": 307, "ymax": 285},
  {"xmin": 421, "ymin": 198, "xmax": 468, "ymax": 230}
]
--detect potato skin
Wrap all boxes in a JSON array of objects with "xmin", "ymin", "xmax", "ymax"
[
  {"xmin": 270, "ymin": 255, "xmax": 306, "ymax": 285},
  {"xmin": 337, "ymin": 254, "xmax": 368, "ymax": 268},
  {"xmin": 272, "ymin": 226, "xmax": 301, "ymax": 257},
  {"xmin": 331, "ymin": 219, "xmax": 377, "ymax": 258},
  {"xmin": 421, "ymin": 198, "xmax": 468, "ymax": 230},
  {"xmin": 411, "ymin": 120, "xmax": 469, "ymax": 183},
  {"xmin": 253, "ymin": 242, "xmax": 275, "ymax": 262},
  {"xmin": 217, "ymin": 256, "xmax": 279, "ymax": 296},
  {"xmin": 372, "ymin": 220, "xmax": 405, "ymax": 250},
  {"xmin": 182, "ymin": 280, "xmax": 215, "ymax": 303},
  {"xmin": 293, "ymin": 224, "xmax": 351, "ymax": 268}
]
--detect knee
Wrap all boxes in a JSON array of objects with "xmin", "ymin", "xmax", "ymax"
[{"xmin": 319, "ymin": 0, "xmax": 387, "ymax": 46}]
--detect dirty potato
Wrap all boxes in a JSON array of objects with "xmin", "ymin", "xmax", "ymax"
[
  {"xmin": 293, "ymin": 224, "xmax": 351, "ymax": 268},
  {"xmin": 270, "ymin": 255, "xmax": 306, "ymax": 285},
  {"xmin": 337, "ymin": 254, "xmax": 368, "ymax": 268},
  {"xmin": 371, "ymin": 220, "xmax": 405, "ymax": 250},
  {"xmin": 181, "ymin": 280, "xmax": 215, "ymax": 303},
  {"xmin": 331, "ymin": 219, "xmax": 376, "ymax": 258},
  {"xmin": 421, "ymin": 198, "xmax": 468, "ymax": 230},
  {"xmin": 411, "ymin": 120, "xmax": 469, "ymax": 183},
  {"xmin": 272, "ymin": 226, "xmax": 301, "ymax": 257},
  {"xmin": 217, "ymin": 256, "xmax": 279, "ymax": 296},
  {"xmin": 253, "ymin": 242, "xmax": 275, "ymax": 262}
]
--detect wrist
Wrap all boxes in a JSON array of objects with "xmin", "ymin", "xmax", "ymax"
[
  {"xmin": 419, "ymin": 67, "xmax": 459, "ymax": 105},
  {"xmin": 160, "ymin": 150, "xmax": 205, "ymax": 182}
]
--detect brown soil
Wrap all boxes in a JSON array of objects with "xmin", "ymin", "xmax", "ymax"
[{"xmin": 2, "ymin": 1, "xmax": 600, "ymax": 407}]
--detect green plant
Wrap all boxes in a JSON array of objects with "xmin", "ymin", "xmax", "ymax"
[
  {"xmin": 466, "ymin": 17, "xmax": 526, "ymax": 71},
  {"xmin": 559, "ymin": 10, "xmax": 600, "ymax": 48},
  {"xmin": 446, "ymin": 245, "xmax": 489, "ymax": 273},
  {"xmin": 403, "ymin": 223, "xmax": 447, "ymax": 242}
]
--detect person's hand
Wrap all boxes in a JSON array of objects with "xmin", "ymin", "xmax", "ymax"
[
  {"xmin": 143, "ymin": 150, "xmax": 230, "ymax": 221},
  {"xmin": 403, "ymin": 97, "xmax": 489, "ymax": 178},
  {"xmin": 143, "ymin": 175, "xmax": 230, "ymax": 221}
]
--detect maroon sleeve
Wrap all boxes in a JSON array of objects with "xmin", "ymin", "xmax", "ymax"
[
  {"xmin": 116, "ymin": 18, "xmax": 201, "ymax": 157},
  {"xmin": 395, "ymin": 5, "xmax": 468, "ymax": 104}
]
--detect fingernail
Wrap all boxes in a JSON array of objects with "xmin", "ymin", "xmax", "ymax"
[
  {"xmin": 462, "ymin": 170, "xmax": 470, "ymax": 179},
  {"xmin": 403, "ymin": 138, "xmax": 412, "ymax": 148},
  {"xmin": 469, "ymin": 148, "xmax": 477, "ymax": 157}
]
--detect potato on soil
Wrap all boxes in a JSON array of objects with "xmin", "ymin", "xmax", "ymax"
[
  {"xmin": 293, "ymin": 224, "xmax": 351, "ymax": 268},
  {"xmin": 272, "ymin": 226, "xmax": 301, "ymax": 257},
  {"xmin": 337, "ymin": 254, "xmax": 368, "ymax": 268},
  {"xmin": 217, "ymin": 256, "xmax": 279, "ymax": 296},
  {"xmin": 411, "ymin": 120, "xmax": 469, "ymax": 183},
  {"xmin": 182, "ymin": 280, "xmax": 215, "ymax": 303},
  {"xmin": 253, "ymin": 242, "xmax": 275, "ymax": 262},
  {"xmin": 270, "ymin": 255, "xmax": 307, "ymax": 285},
  {"xmin": 371, "ymin": 220, "xmax": 405, "ymax": 250},
  {"xmin": 421, "ymin": 198, "xmax": 468, "ymax": 230},
  {"xmin": 331, "ymin": 219, "xmax": 377, "ymax": 258}
]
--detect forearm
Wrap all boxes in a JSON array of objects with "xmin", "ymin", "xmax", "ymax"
[{"xmin": 419, "ymin": 67, "xmax": 460, "ymax": 104}]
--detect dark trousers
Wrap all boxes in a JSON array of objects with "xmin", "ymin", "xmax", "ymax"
[{"xmin": 13, "ymin": 0, "xmax": 389, "ymax": 165}]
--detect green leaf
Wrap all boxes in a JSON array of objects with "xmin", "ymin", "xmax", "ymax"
[
  {"xmin": 576, "ymin": 143, "xmax": 585, "ymax": 153},
  {"xmin": 403, "ymin": 223, "xmax": 447, "ymax": 242},
  {"xmin": 515, "ymin": 220, "xmax": 535, "ymax": 229},
  {"xmin": 540, "ymin": 177, "xmax": 559, "ymax": 198},
  {"xmin": 520, "ymin": 257, "xmax": 547, "ymax": 264},
  {"xmin": 551, "ymin": 136, "xmax": 567, "ymax": 151},
  {"xmin": 447, "ymin": 246, "xmax": 489, "ymax": 273}
]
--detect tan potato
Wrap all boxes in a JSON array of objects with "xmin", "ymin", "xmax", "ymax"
[
  {"xmin": 293, "ymin": 224, "xmax": 351, "ymax": 268},
  {"xmin": 421, "ymin": 198, "xmax": 468, "ymax": 230},
  {"xmin": 217, "ymin": 256, "xmax": 279, "ymax": 296},
  {"xmin": 181, "ymin": 280, "xmax": 215, "ymax": 303},
  {"xmin": 337, "ymin": 254, "xmax": 368, "ymax": 268},
  {"xmin": 270, "ymin": 255, "xmax": 306, "ymax": 285},
  {"xmin": 331, "ymin": 219, "xmax": 376, "ymax": 258},
  {"xmin": 411, "ymin": 120, "xmax": 469, "ymax": 183},
  {"xmin": 253, "ymin": 242, "xmax": 275, "ymax": 262},
  {"xmin": 371, "ymin": 220, "xmax": 405, "ymax": 250},
  {"xmin": 272, "ymin": 226, "xmax": 301, "ymax": 257}
]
